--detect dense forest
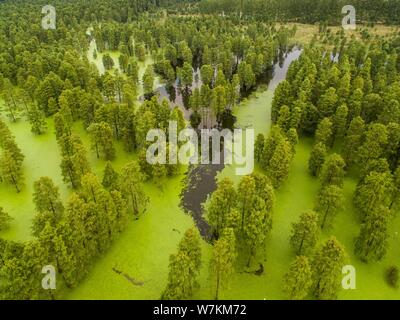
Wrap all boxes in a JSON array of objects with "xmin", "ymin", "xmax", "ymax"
[
  {"xmin": 0, "ymin": 0, "xmax": 400, "ymax": 300},
  {"xmin": 199, "ymin": 0, "xmax": 400, "ymax": 25}
]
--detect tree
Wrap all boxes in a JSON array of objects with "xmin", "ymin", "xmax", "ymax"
[
  {"xmin": 33, "ymin": 177, "xmax": 64, "ymax": 218},
  {"xmin": 209, "ymin": 229, "xmax": 237, "ymax": 300},
  {"xmin": 205, "ymin": 178, "xmax": 237, "ymax": 238},
  {"xmin": 254, "ymin": 133, "xmax": 265, "ymax": 163},
  {"xmin": 0, "ymin": 149, "xmax": 23, "ymax": 193},
  {"xmin": 318, "ymin": 87, "xmax": 338, "ymax": 119},
  {"xmin": 386, "ymin": 266, "xmax": 399, "ymax": 288},
  {"xmin": 312, "ymin": 237, "xmax": 346, "ymax": 300},
  {"xmin": 237, "ymin": 175, "xmax": 256, "ymax": 232},
  {"xmin": 386, "ymin": 123, "xmax": 400, "ymax": 170},
  {"xmin": 357, "ymin": 123, "xmax": 388, "ymax": 169},
  {"xmin": 60, "ymin": 135, "xmax": 91, "ymax": 189},
  {"xmin": 332, "ymin": 104, "xmax": 348, "ymax": 144},
  {"xmin": 0, "ymin": 207, "xmax": 13, "ymax": 231},
  {"xmin": 135, "ymin": 110, "xmax": 156, "ymax": 148},
  {"xmin": 180, "ymin": 62, "xmax": 193, "ymax": 91},
  {"xmin": 342, "ymin": 116, "xmax": 365, "ymax": 167},
  {"xmin": 309, "ymin": 143, "xmax": 327, "ymax": 177},
  {"xmin": 283, "ymin": 256, "xmax": 312, "ymax": 300},
  {"xmin": 120, "ymin": 161, "xmax": 148, "ymax": 217},
  {"xmin": 201, "ymin": 64, "xmax": 214, "ymax": 87},
  {"xmin": 354, "ymin": 171, "xmax": 393, "ymax": 221},
  {"xmin": 286, "ymin": 128, "xmax": 298, "ymax": 153},
  {"xmin": 162, "ymin": 228, "xmax": 202, "ymax": 300},
  {"xmin": 315, "ymin": 117, "xmax": 333, "ymax": 147},
  {"xmin": 54, "ymin": 112, "xmax": 71, "ymax": 140},
  {"xmin": 261, "ymin": 126, "xmax": 285, "ymax": 171},
  {"xmin": 88, "ymin": 122, "xmax": 116, "ymax": 160},
  {"xmin": 102, "ymin": 72, "xmax": 117, "ymax": 102},
  {"xmin": 315, "ymin": 185, "xmax": 343, "ymax": 230},
  {"xmin": 355, "ymin": 205, "xmax": 390, "ymax": 263},
  {"xmin": 238, "ymin": 61, "xmax": 255, "ymax": 93},
  {"xmin": 267, "ymin": 138, "xmax": 292, "ymax": 188},
  {"xmin": 277, "ymin": 105, "xmax": 292, "ymax": 132},
  {"xmin": 102, "ymin": 53, "xmax": 114, "ymax": 70},
  {"xmin": 390, "ymin": 166, "xmax": 400, "ymax": 210},
  {"xmin": 1, "ymin": 78, "xmax": 21, "ymax": 122},
  {"xmin": 289, "ymin": 210, "xmax": 319, "ymax": 255},
  {"xmin": 319, "ymin": 154, "xmax": 345, "ymax": 188},
  {"xmin": 143, "ymin": 66, "xmax": 155, "ymax": 97},
  {"xmin": 251, "ymin": 172, "xmax": 275, "ymax": 213},
  {"xmin": 28, "ymin": 103, "xmax": 47, "ymax": 135},
  {"xmin": 272, "ymin": 80, "xmax": 291, "ymax": 122},
  {"xmin": 102, "ymin": 161, "xmax": 119, "ymax": 191},
  {"xmin": 243, "ymin": 196, "xmax": 272, "ymax": 267},
  {"xmin": 211, "ymin": 85, "xmax": 227, "ymax": 124}
]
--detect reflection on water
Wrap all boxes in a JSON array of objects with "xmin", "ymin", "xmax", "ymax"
[{"xmin": 268, "ymin": 48, "xmax": 303, "ymax": 91}]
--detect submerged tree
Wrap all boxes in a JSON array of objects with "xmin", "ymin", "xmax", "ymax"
[
  {"xmin": 162, "ymin": 228, "xmax": 202, "ymax": 300},
  {"xmin": 309, "ymin": 142, "xmax": 327, "ymax": 177},
  {"xmin": 355, "ymin": 205, "xmax": 390, "ymax": 263},
  {"xmin": 283, "ymin": 256, "xmax": 312, "ymax": 300},
  {"xmin": 314, "ymin": 185, "xmax": 343, "ymax": 230},
  {"xmin": 120, "ymin": 161, "xmax": 148, "ymax": 217},
  {"xmin": 28, "ymin": 104, "xmax": 47, "ymax": 135},
  {"xmin": 0, "ymin": 149, "xmax": 23, "ymax": 193},
  {"xmin": 33, "ymin": 177, "xmax": 64, "ymax": 219},
  {"xmin": 205, "ymin": 177, "xmax": 237, "ymax": 238},
  {"xmin": 312, "ymin": 237, "xmax": 346, "ymax": 300},
  {"xmin": 88, "ymin": 122, "xmax": 116, "ymax": 160},
  {"xmin": 209, "ymin": 228, "xmax": 237, "ymax": 300},
  {"xmin": 0, "ymin": 207, "xmax": 13, "ymax": 231},
  {"xmin": 319, "ymin": 154, "xmax": 346, "ymax": 188},
  {"xmin": 289, "ymin": 210, "xmax": 319, "ymax": 255}
]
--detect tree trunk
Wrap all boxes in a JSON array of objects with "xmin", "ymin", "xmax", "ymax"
[{"xmin": 215, "ymin": 272, "xmax": 220, "ymax": 300}]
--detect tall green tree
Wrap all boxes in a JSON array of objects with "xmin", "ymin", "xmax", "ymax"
[
  {"xmin": 33, "ymin": 177, "xmax": 64, "ymax": 218},
  {"xmin": 102, "ymin": 161, "xmax": 120, "ymax": 191},
  {"xmin": 354, "ymin": 171, "xmax": 393, "ymax": 221},
  {"xmin": 120, "ymin": 161, "xmax": 148, "ymax": 217},
  {"xmin": 143, "ymin": 66, "xmax": 155, "ymax": 97},
  {"xmin": 0, "ymin": 207, "xmax": 13, "ymax": 231},
  {"xmin": 28, "ymin": 103, "xmax": 47, "ymax": 135},
  {"xmin": 342, "ymin": 116, "xmax": 365, "ymax": 167},
  {"xmin": 355, "ymin": 205, "xmax": 390, "ymax": 263},
  {"xmin": 205, "ymin": 177, "xmax": 237, "ymax": 238},
  {"xmin": 0, "ymin": 149, "xmax": 23, "ymax": 193},
  {"xmin": 312, "ymin": 237, "xmax": 346, "ymax": 300},
  {"xmin": 289, "ymin": 210, "xmax": 319, "ymax": 255},
  {"xmin": 267, "ymin": 138, "xmax": 292, "ymax": 188},
  {"xmin": 319, "ymin": 154, "xmax": 346, "ymax": 188},
  {"xmin": 333, "ymin": 104, "xmax": 348, "ymax": 144},
  {"xmin": 162, "ymin": 228, "xmax": 202, "ymax": 300},
  {"xmin": 88, "ymin": 122, "xmax": 116, "ymax": 160},
  {"xmin": 309, "ymin": 142, "xmax": 327, "ymax": 177},
  {"xmin": 283, "ymin": 256, "xmax": 313, "ymax": 300},
  {"xmin": 315, "ymin": 185, "xmax": 343, "ymax": 230},
  {"xmin": 209, "ymin": 228, "xmax": 237, "ymax": 300},
  {"xmin": 315, "ymin": 117, "xmax": 333, "ymax": 147}
]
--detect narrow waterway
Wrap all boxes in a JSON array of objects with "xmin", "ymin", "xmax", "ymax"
[{"xmin": 180, "ymin": 48, "xmax": 303, "ymax": 241}]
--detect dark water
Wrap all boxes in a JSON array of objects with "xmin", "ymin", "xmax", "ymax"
[{"xmin": 179, "ymin": 48, "xmax": 303, "ymax": 240}]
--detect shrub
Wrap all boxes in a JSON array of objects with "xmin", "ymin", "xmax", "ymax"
[{"xmin": 386, "ymin": 266, "xmax": 399, "ymax": 288}]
